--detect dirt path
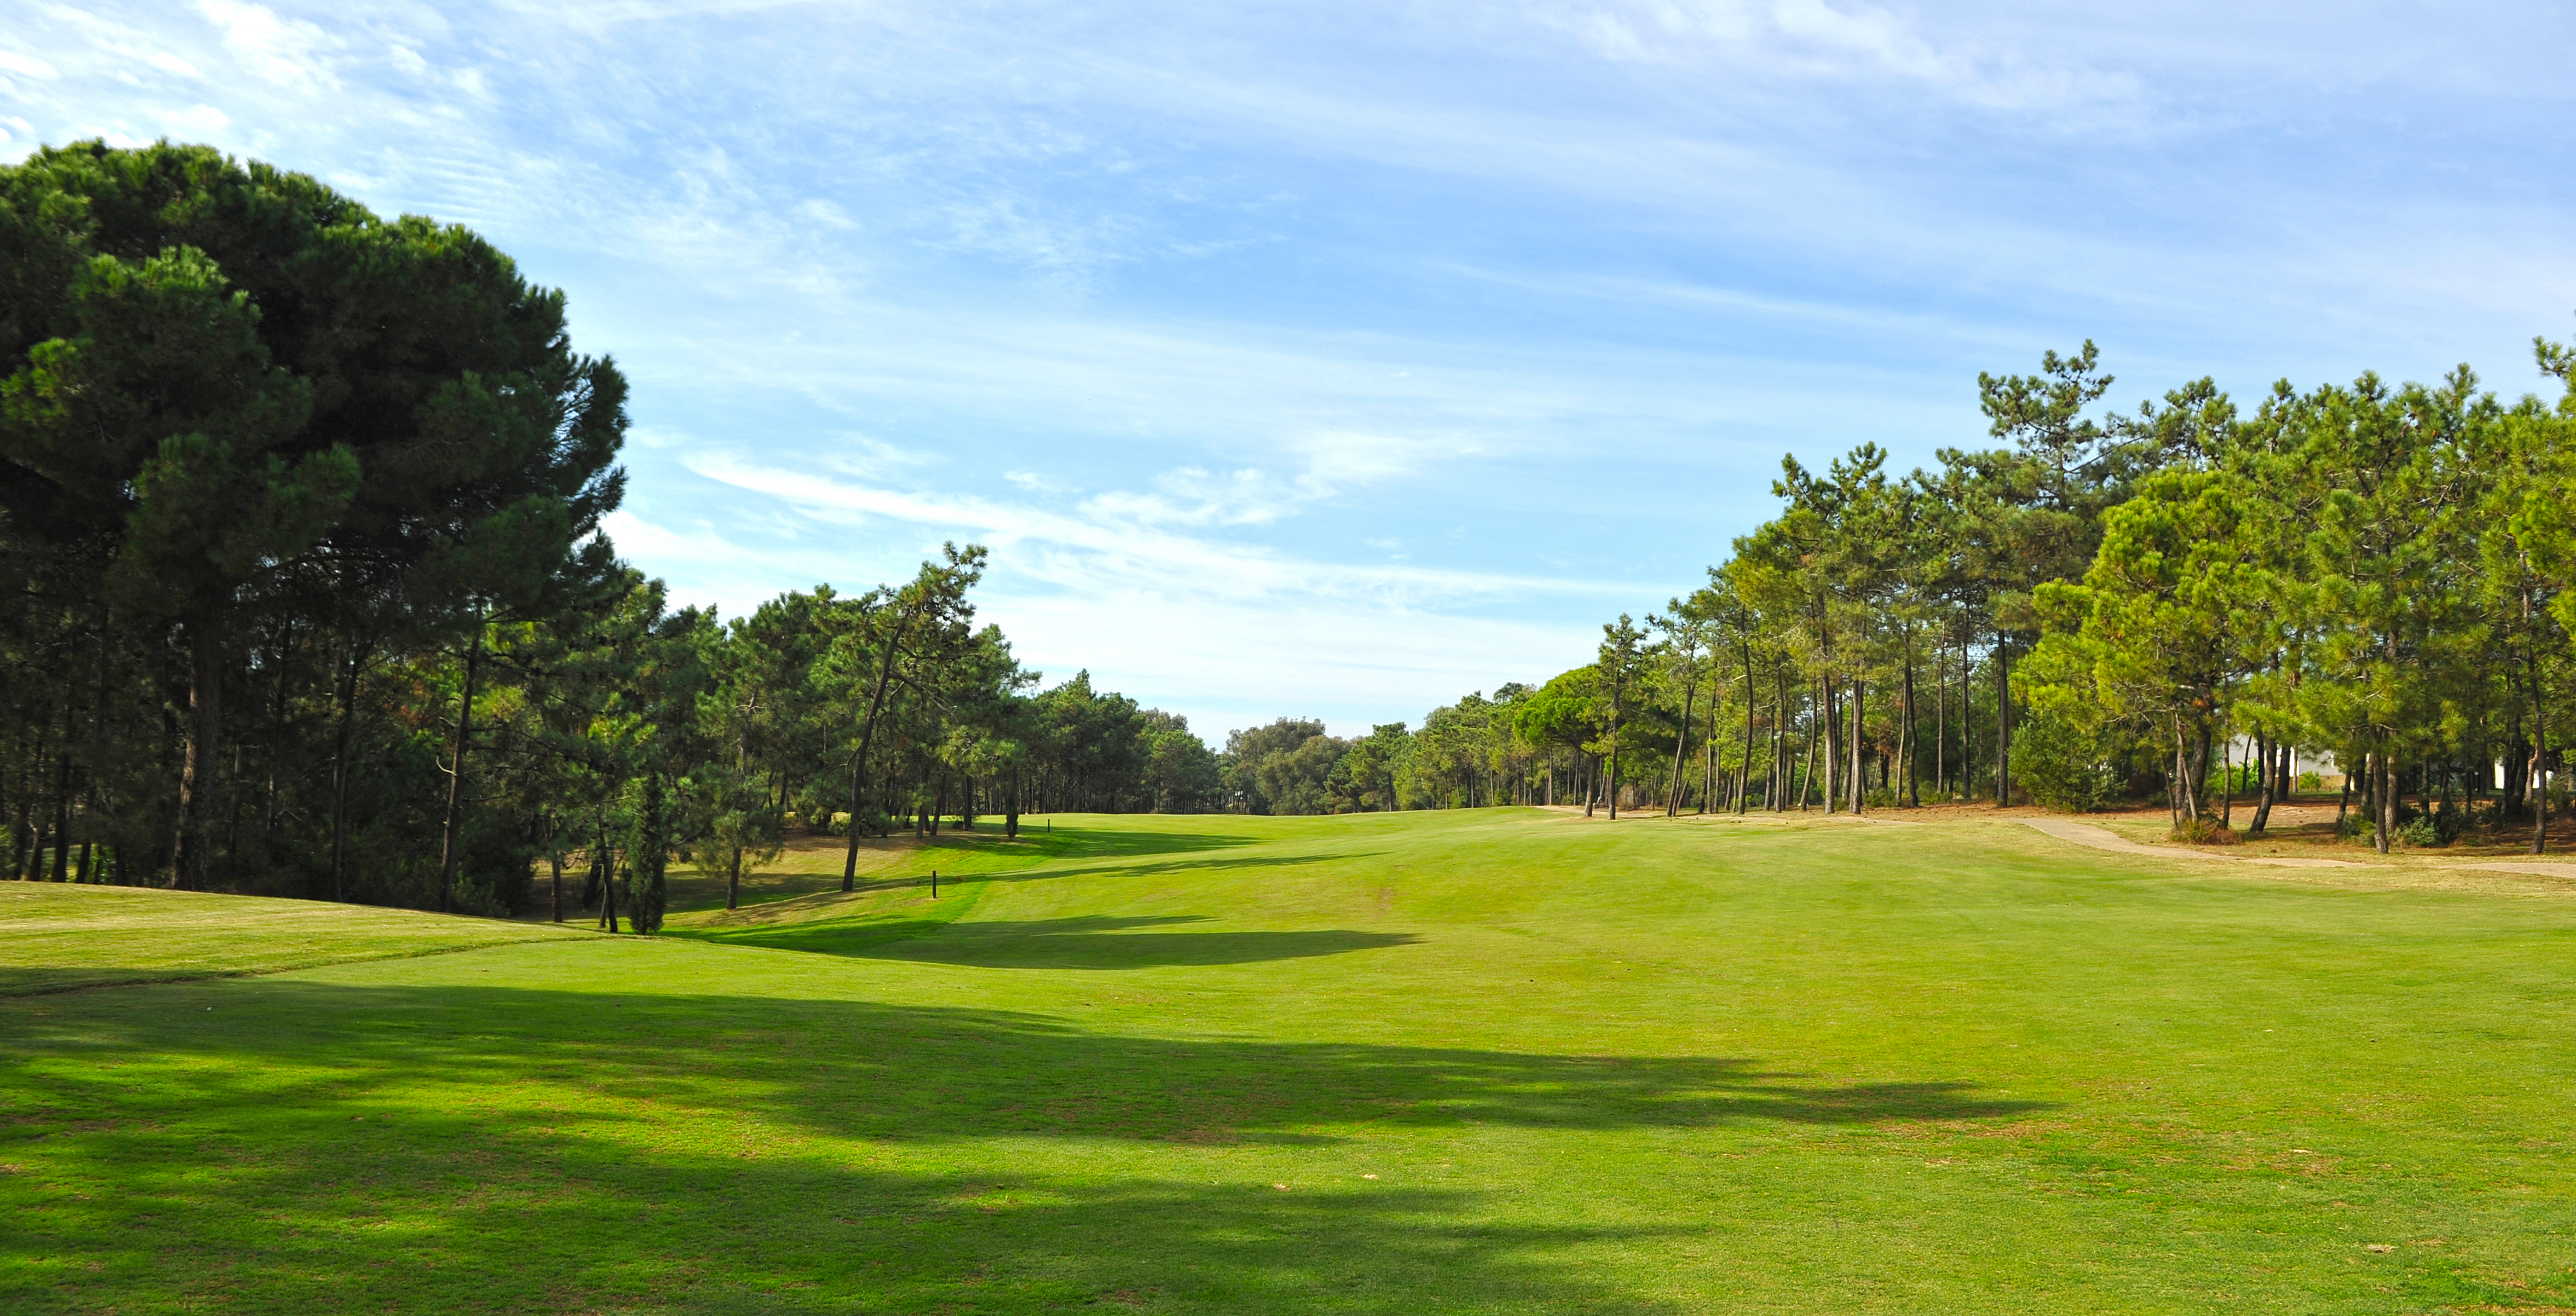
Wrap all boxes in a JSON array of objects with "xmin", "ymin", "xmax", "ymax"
[
  {"xmin": 2021, "ymin": 817, "xmax": 2576, "ymax": 883},
  {"xmin": 2020, "ymin": 818, "xmax": 2363, "ymax": 868}
]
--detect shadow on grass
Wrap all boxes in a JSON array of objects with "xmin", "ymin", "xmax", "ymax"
[
  {"xmin": 686, "ymin": 912, "xmax": 1424, "ymax": 967},
  {"xmin": 775, "ymin": 849, "xmax": 1387, "ymax": 904},
  {"xmin": 0, "ymin": 978, "xmax": 2055, "ymax": 1312},
  {"xmin": 993, "ymin": 849, "xmax": 1387, "ymax": 886},
  {"xmin": 9, "ymin": 978, "xmax": 2057, "ymax": 1143},
  {"xmin": 1017, "ymin": 823, "xmax": 1261, "ymax": 861},
  {"xmin": 663, "ymin": 823, "xmax": 1265, "ymax": 908}
]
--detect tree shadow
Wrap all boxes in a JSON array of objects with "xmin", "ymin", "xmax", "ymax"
[
  {"xmin": 669, "ymin": 912, "xmax": 1422, "ymax": 967},
  {"xmin": 660, "ymin": 824, "xmax": 1266, "ymax": 915},
  {"xmin": 1021, "ymin": 824, "xmax": 1262, "ymax": 860},
  {"xmin": 993, "ymin": 849, "xmax": 1388, "ymax": 885},
  {"xmin": 10, "ymin": 980, "xmax": 2057, "ymax": 1144},
  {"xmin": 871, "ymin": 916, "xmax": 1423, "ymax": 969},
  {"xmin": 1, "ymin": 979, "xmax": 2057, "ymax": 1313},
  {"xmin": 803, "ymin": 849, "xmax": 1387, "ymax": 898}
]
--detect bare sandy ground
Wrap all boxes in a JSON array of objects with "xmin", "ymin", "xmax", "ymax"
[
  {"xmin": 2016, "ymin": 816, "xmax": 2576, "ymax": 899},
  {"xmin": 1536, "ymin": 799, "xmax": 2576, "ymax": 894},
  {"xmin": 2020, "ymin": 817, "xmax": 2364, "ymax": 869}
]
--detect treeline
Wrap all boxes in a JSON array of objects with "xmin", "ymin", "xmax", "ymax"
[
  {"xmin": 1298, "ymin": 338, "xmax": 2576, "ymax": 856},
  {"xmin": 0, "ymin": 142, "xmax": 1240, "ymax": 917},
  {"xmin": 15, "ymin": 145, "xmax": 2576, "ymax": 910}
]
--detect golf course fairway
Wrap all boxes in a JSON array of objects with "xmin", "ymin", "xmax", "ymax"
[{"xmin": 6, "ymin": 808, "xmax": 2574, "ymax": 1314}]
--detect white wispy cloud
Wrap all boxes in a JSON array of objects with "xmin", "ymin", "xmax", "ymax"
[
  {"xmin": 11, "ymin": 0, "xmax": 2568, "ymax": 732},
  {"xmin": 196, "ymin": 0, "xmax": 340, "ymax": 92},
  {"xmin": 1531, "ymin": 0, "xmax": 2141, "ymax": 113},
  {"xmin": 824, "ymin": 436, "xmax": 945, "ymax": 471},
  {"xmin": 0, "ymin": 51, "xmax": 59, "ymax": 80},
  {"xmin": 679, "ymin": 453, "xmax": 1631, "ymax": 609},
  {"xmin": 614, "ymin": 460, "xmax": 1623, "ymax": 737},
  {"xmin": 160, "ymin": 103, "xmax": 229, "ymax": 135},
  {"xmin": 988, "ymin": 590, "xmax": 1589, "ymax": 739}
]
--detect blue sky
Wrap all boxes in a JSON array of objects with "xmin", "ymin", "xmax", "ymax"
[{"xmin": 7, "ymin": 1, "xmax": 2572, "ymax": 741}]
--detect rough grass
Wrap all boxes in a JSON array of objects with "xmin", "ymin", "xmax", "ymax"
[{"xmin": 5, "ymin": 808, "xmax": 2575, "ymax": 1314}]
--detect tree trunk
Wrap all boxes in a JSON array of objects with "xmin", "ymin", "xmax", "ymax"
[
  {"xmin": 50, "ymin": 698, "xmax": 74, "ymax": 882},
  {"xmin": 1703, "ymin": 681, "xmax": 1719, "ymax": 814},
  {"xmin": 841, "ymin": 612, "xmax": 915, "ymax": 892},
  {"xmin": 87, "ymin": 614, "xmax": 110, "ymax": 884},
  {"xmin": 603, "ymin": 845, "xmax": 621, "ymax": 932},
  {"xmin": 1832, "ymin": 675, "xmax": 1848, "ymax": 813},
  {"xmin": 2249, "ymin": 732, "xmax": 2275, "ymax": 836},
  {"xmin": 1776, "ymin": 666, "xmax": 1792, "ymax": 811},
  {"xmin": 550, "ymin": 848, "xmax": 565, "ymax": 923},
  {"xmin": 1821, "ymin": 679, "xmax": 1839, "ymax": 814},
  {"xmin": 175, "ymin": 622, "xmax": 223, "ymax": 892},
  {"xmin": 1736, "ymin": 645, "xmax": 1757, "ymax": 814},
  {"xmin": 2170, "ymin": 719, "xmax": 2189, "ymax": 827},
  {"xmin": 1666, "ymin": 667, "xmax": 1696, "ymax": 817},
  {"xmin": 1902, "ymin": 635, "xmax": 1919, "ymax": 807},
  {"xmin": 2198, "ymin": 723, "xmax": 2215, "ymax": 823},
  {"xmin": 261, "ymin": 622, "xmax": 292, "ymax": 859},
  {"xmin": 1799, "ymin": 695, "xmax": 1819, "ymax": 811},
  {"xmin": 1848, "ymin": 678, "xmax": 1866, "ymax": 814},
  {"xmin": 327, "ymin": 635, "xmax": 366, "ymax": 903},
  {"xmin": 30, "ymin": 750, "xmax": 54, "ymax": 883},
  {"xmin": 436, "ymin": 610, "xmax": 485, "ymax": 914},
  {"xmin": 2502, "ymin": 717, "xmax": 2526, "ymax": 819},
  {"xmin": 2375, "ymin": 739, "xmax": 2395, "ymax": 854},
  {"xmin": 1994, "ymin": 635, "xmax": 2012, "ymax": 807},
  {"xmin": 2532, "ymin": 660, "xmax": 2549, "ymax": 855},
  {"xmin": 727, "ymin": 843, "xmax": 743, "ymax": 911},
  {"xmin": 1607, "ymin": 678, "xmax": 1622, "ymax": 820},
  {"xmin": 631, "ymin": 771, "xmax": 667, "ymax": 933},
  {"xmin": 2219, "ymin": 735, "xmax": 2233, "ymax": 829}
]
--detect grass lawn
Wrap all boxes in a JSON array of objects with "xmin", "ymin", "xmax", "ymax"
[
  {"xmin": 5, "ymin": 808, "xmax": 2575, "ymax": 1313},
  {"xmin": 0, "ymin": 881, "xmax": 590, "ymax": 997}
]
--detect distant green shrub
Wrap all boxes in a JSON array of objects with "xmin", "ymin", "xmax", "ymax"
[
  {"xmin": 2011, "ymin": 713, "xmax": 2121, "ymax": 812},
  {"xmin": 2206, "ymin": 762, "xmax": 2261, "ymax": 797}
]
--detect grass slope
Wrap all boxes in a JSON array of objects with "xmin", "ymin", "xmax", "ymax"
[
  {"xmin": 0, "ymin": 881, "xmax": 591, "ymax": 996},
  {"xmin": 5, "ymin": 809, "xmax": 2575, "ymax": 1314}
]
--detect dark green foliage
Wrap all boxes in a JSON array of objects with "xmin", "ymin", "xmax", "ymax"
[
  {"xmin": 0, "ymin": 140, "xmax": 628, "ymax": 905},
  {"xmin": 627, "ymin": 771, "xmax": 667, "ymax": 934},
  {"xmin": 0, "ymin": 144, "xmax": 1212, "ymax": 914},
  {"xmin": 1221, "ymin": 718, "xmax": 1347, "ymax": 815},
  {"xmin": 2009, "ymin": 712, "xmax": 2121, "ymax": 813}
]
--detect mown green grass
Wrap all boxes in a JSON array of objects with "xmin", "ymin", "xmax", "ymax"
[
  {"xmin": 6, "ymin": 809, "xmax": 2576, "ymax": 1314},
  {"xmin": 0, "ymin": 880, "xmax": 590, "ymax": 996}
]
